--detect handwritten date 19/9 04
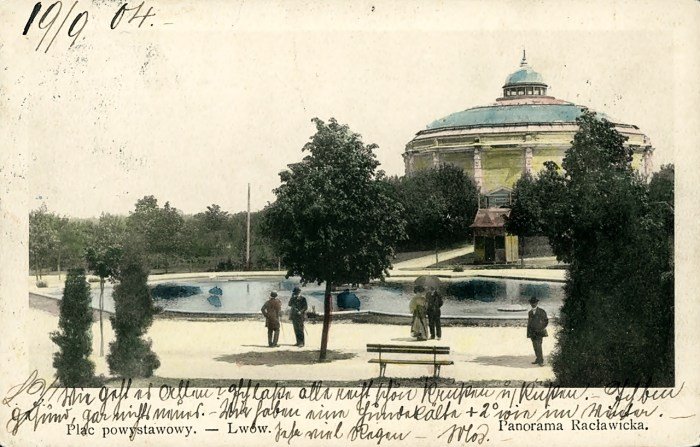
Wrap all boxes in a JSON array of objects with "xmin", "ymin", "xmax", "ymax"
[{"xmin": 22, "ymin": 1, "xmax": 156, "ymax": 53}]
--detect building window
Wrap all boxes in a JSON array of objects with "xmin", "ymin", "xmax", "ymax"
[{"xmin": 527, "ymin": 88, "xmax": 533, "ymax": 95}]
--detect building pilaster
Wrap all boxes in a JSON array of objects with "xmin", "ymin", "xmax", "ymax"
[
  {"xmin": 642, "ymin": 148, "xmax": 654, "ymax": 179},
  {"xmin": 524, "ymin": 146, "xmax": 533, "ymax": 175},
  {"xmin": 432, "ymin": 150, "xmax": 441, "ymax": 168},
  {"xmin": 473, "ymin": 147, "xmax": 483, "ymax": 192}
]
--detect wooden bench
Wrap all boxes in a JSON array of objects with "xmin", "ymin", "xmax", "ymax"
[{"xmin": 367, "ymin": 344, "xmax": 453, "ymax": 378}]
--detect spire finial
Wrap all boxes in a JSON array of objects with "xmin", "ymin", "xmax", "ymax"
[{"xmin": 520, "ymin": 49, "xmax": 527, "ymax": 67}]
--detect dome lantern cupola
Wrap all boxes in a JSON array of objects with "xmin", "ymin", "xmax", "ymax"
[{"xmin": 502, "ymin": 50, "xmax": 548, "ymax": 98}]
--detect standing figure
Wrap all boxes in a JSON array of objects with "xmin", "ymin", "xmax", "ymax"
[
  {"xmin": 261, "ymin": 291, "xmax": 282, "ymax": 347},
  {"xmin": 409, "ymin": 285, "xmax": 428, "ymax": 341},
  {"xmin": 527, "ymin": 297, "xmax": 549, "ymax": 365},
  {"xmin": 426, "ymin": 288, "xmax": 444, "ymax": 340},
  {"xmin": 289, "ymin": 286, "xmax": 308, "ymax": 347}
]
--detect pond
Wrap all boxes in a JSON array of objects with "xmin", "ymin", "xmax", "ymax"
[{"xmin": 46, "ymin": 277, "xmax": 564, "ymax": 317}]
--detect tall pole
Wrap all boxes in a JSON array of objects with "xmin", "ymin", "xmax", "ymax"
[{"xmin": 246, "ymin": 183, "xmax": 251, "ymax": 270}]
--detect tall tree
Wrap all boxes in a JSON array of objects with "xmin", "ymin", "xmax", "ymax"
[
  {"xmin": 505, "ymin": 162, "xmax": 567, "ymax": 258},
  {"xmin": 128, "ymin": 196, "xmax": 184, "ymax": 272},
  {"xmin": 50, "ymin": 268, "xmax": 96, "ymax": 386},
  {"xmin": 151, "ymin": 202, "xmax": 184, "ymax": 273},
  {"xmin": 203, "ymin": 204, "xmax": 230, "ymax": 231},
  {"xmin": 545, "ymin": 110, "xmax": 674, "ymax": 386},
  {"xmin": 504, "ymin": 172, "xmax": 543, "ymax": 237},
  {"xmin": 392, "ymin": 164, "xmax": 479, "ymax": 250},
  {"xmin": 56, "ymin": 218, "xmax": 92, "ymax": 274},
  {"xmin": 197, "ymin": 203, "xmax": 234, "ymax": 264},
  {"xmin": 107, "ymin": 242, "xmax": 160, "ymax": 378},
  {"xmin": 29, "ymin": 204, "xmax": 59, "ymax": 279},
  {"xmin": 263, "ymin": 118, "xmax": 406, "ymax": 360}
]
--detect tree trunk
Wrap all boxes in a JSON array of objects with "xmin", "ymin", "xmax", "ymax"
[
  {"xmin": 57, "ymin": 252, "xmax": 61, "ymax": 280},
  {"xmin": 319, "ymin": 281, "xmax": 333, "ymax": 361},
  {"xmin": 99, "ymin": 278, "xmax": 105, "ymax": 357}
]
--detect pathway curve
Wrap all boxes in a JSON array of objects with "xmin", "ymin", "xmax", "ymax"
[{"xmin": 392, "ymin": 245, "xmax": 474, "ymax": 270}]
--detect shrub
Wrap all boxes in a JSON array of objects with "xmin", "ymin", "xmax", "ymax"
[
  {"xmin": 107, "ymin": 245, "xmax": 160, "ymax": 378},
  {"xmin": 50, "ymin": 268, "xmax": 96, "ymax": 386},
  {"xmin": 36, "ymin": 280, "xmax": 48, "ymax": 288}
]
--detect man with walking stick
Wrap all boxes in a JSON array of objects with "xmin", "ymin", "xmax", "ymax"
[{"xmin": 261, "ymin": 291, "xmax": 282, "ymax": 347}]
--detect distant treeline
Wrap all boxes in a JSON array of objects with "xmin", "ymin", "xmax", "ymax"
[
  {"xmin": 29, "ymin": 165, "xmax": 481, "ymax": 277},
  {"xmin": 29, "ymin": 198, "xmax": 279, "ymax": 276}
]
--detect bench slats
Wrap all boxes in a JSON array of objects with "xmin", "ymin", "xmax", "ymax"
[
  {"xmin": 367, "ymin": 344, "xmax": 449, "ymax": 349},
  {"xmin": 367, "ymin": 344, "xmax": 449, "ymax": 355},
  {"xmin": 369, "ymin": 359, "xmax": 454, "ymax": 365},
  {"xmin": 367, "ymin": 347, "xmax": 450, "ymax": 355},
  {"xmin": 366, "ymin": 343, "xmax": 453, "ymax": 378}
]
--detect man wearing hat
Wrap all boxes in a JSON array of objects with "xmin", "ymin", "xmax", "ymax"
[
  {"xmin": 527, "ymin": 297, "xmax": 549, "ymax": 365},
  {"xmin": 261, "ymin": 291, "xmax": 282, "ymax": 347},
  {"xmin": 288, "ymin": 286, "xmax": 308, "ymax": 347}
]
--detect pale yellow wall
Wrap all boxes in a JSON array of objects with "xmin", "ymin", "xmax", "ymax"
[
  {"xmin": 413, "ymin": 154, "xmax": 435, "ymax": 171},
  {"xmin": 631, "ymin": 152, "xmax": 643, "ymax": 170},
  {"xmin": 407, "ymin": 131, "xmax": 649, "ymax": 190},
  {"xmin": 531, "ymin": 147, "xmax": 565, "ymax": 173},
  {"xmin": 481, "ymin": 149, "xmax": 524, "ymax": 191},
  {"xmin": 506, "ymin": 235, "xmax": 519, "ymax": 262},
  {"xmin": 441, "ymin": 151, "xmax": 474, "ymax": 176}
]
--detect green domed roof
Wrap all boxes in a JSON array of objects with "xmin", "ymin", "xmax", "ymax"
[
  {"xmin": 426, "ymin": 104, "xmax": 587, "ymax": 130},
  {"xmin": 504, "ymin": 66, "xmax": 546, "ymax": 86}
]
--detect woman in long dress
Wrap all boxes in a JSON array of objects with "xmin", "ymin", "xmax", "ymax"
[{"xmin": 409, "ymin": 285, "xmax": 429, "ymax": 341}]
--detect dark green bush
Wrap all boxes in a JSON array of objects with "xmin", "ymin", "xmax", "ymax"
[
  {"xmin": 50, "ymin": 268, "xmax": 96, "ymax": 386},
  {"xmin": 107, "ymin": 245, "xmax": 160, "ymax": 378}
]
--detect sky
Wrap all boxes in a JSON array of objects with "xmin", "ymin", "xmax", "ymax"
[{"xmin": 1, "ymin": 0, "xmax": 692, "ymax": 218}]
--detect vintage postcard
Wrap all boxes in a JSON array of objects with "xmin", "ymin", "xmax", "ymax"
[{"xmin": 1, "ymin": 0, "xmax": 698, "ymax": 446}]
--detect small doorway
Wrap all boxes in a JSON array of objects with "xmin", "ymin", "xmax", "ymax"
[{"xmin": 485, "ymin": 237, "xmax": 495, "ymax": 262}]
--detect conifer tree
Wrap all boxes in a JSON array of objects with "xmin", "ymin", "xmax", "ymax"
[
  {"xmin": 50, "ymin": 268, "xmax": 96, "ymax": 386},
  {"xmin": 548, "ymin": 111, "xmax": 674, "ymax": 386},
  {"xmin": 107, "ymin": 244, "xmax": 160, "ymax": 377}
]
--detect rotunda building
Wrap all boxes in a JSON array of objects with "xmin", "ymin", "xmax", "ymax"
[{"xmin": 403, "ymin": 53, "xmax": 654, "ymax": 207}]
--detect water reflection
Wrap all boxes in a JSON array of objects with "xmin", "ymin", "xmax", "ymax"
[{"xmin": 47, "ymin": 277, "xmax": 563, "ymax": 317}]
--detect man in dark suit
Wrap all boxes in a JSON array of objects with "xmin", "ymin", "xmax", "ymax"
[
  {"xmin": 426, "ymin": 288, "xmax": 443, "ymax": 340},
  {"xmin": 527, "ymin": 297, "xmax": 548, "ymax": 366},
  {"xmin": 261, "ymin": 291, "xmax": 282, "ymax": 347},
  {"xmin": 289, "ymin": 286, "xmax": 308, "ymax": 347}
]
